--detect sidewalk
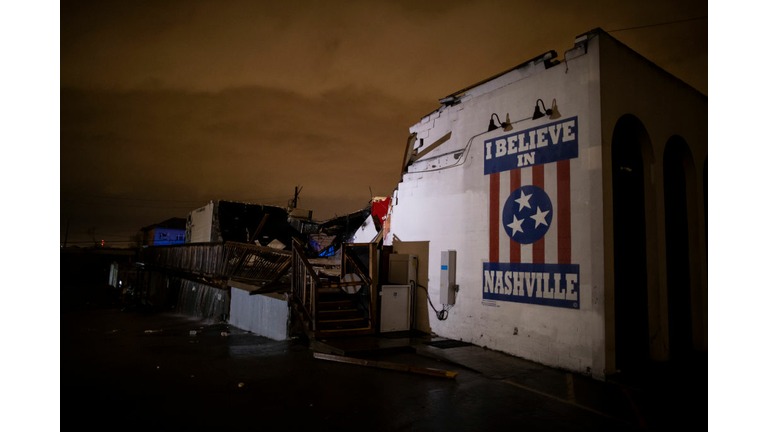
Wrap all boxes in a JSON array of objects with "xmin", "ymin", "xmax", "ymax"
[{"xmin": 312, "ymin": 333, "xmax": 707, "ymax": 431}]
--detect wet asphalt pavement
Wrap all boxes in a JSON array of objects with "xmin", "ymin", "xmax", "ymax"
[
  {"xmin": 61, "ymin": 284, "xmax": 705, "ymax": 431},
  {"xmin": 61, "ymin": 308, "xmax": 625, "ymax": 430}
]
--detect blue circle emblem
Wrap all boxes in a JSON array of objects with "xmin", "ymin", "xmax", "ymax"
[{"xmin": 502, "ymin": 185, "xmax": 553, "ymax": 244}]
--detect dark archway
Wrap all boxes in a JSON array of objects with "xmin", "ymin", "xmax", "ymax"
[
  {"xmin": 703, "ymin": 158, "xmax": 707, "ymax": 252},
  {"xmin": 611, "ymin": 115, "xmax": 652, "ymax": 372},
  {"xmin": 663, "ymin": 137, "xmax": 698, "ymax": 361}
]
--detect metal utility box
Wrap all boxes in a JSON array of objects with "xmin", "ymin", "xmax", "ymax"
[
  {"xmin": 388, "ymin": 254, "xmax": 417, "ymax": 285},
  {"xmin": 380, "ymin": 284, "xmax": 411, "ymax": 332},
  {"xmin": 440, "ymin": 250, "xmax": 456, "ymax": 305}
]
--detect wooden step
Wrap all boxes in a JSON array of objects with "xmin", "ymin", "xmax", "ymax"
[
  {"xmin": 317, "ymin": 287, "xmax": 345, "ymax": 295},
  {"xmin": 317, "ymin": 300, "xmax": 356, "ymax": 311},
  {"xmin": 317, "ymin": 308, "xmax": 361, "ymax": 320},
  {"xmin": 314, "ymin": 326, "xmax": 375, "ymax": 338},
  {"xmin": 318, "ymin": 292, "xmax": 358, "ymax": 303},
  {"xmin": 317, "ymin": 317, "xmax": 367, "ymax": 331}
]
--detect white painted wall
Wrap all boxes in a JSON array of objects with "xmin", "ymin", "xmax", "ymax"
[
  {"xmin": 229, "ymin": 289, "xmax": 290, "ymax": 340},
  {"xmin": 388, "ymin": 35, "xmax": 605, "ymax": 378},
  {"xmin": 351, "ymin": 215, "xmax": 379, "ymax": 243},
  {"xmin": 189, "ymin": 202, "xmax": 214, "ymax": 243}
]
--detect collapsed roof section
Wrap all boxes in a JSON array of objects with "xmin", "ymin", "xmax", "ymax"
[
  {"xmin": 215, "ymin": 200, "xmax": 300, "ymax": 248},
  {"xmin": 307, "ymin": 206, "xmax": 372, "ymax": 257},
  {"xmin": 186, "ymin": 200, "xmax": 302, "ymax": 250},
  {"xmin": 186, "ymin": 198, "xmax": 390, "ymax": 255}
]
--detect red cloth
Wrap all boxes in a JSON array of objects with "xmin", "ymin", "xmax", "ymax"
[{"xmin": 371, "ymin": 197, "xmax": 391, "ymax": 226}]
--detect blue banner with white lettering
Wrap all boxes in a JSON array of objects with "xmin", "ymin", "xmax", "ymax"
[
  {"xmin": 482, "ymin": 262, "xmax": 580, "ymax": 309},
  {"xmin": 484, "ymin": 117, "xmax": 579, "ymax": 175}
]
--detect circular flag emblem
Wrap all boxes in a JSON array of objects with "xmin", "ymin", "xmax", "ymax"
[{"xmin": 502, "ymin": 185, "xmax": 553, "ymax": 244}]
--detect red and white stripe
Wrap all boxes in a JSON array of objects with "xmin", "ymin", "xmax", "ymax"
[{"xmin": 489, "ymin": 160, "xmax": 572, "ymax": 265}]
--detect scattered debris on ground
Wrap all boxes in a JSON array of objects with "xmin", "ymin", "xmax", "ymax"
[{"xmin": 313, "ymin": 352, "xmax": 457, "ymax": 379}]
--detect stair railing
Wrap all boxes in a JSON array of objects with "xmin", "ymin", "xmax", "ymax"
[
  {"xmin": 139, "ymin": 242, "xmax": 226, "ymax": 278},
  {"xmin": 340, "ymin": 243, "xmax": 377, "ymax": 330},
  {"xmin": 291, "ymin": 237, "xmax": 323, "ymax": 331},
  {"xmin": 223, "ymin": 242, "xmax": 291, "ymax": 284}
]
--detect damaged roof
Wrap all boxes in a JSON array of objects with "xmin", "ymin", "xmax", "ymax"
[
  {"xmin": 211, "ymin": 199, "xmax": 378, "ymax": 253},
  {"xmin": 317, "ymin": 205, "xmax": 371, "ymax": 240},
  {"xmin": 214, "ymin": 200, "xmax": 301, "ymax": 249}
]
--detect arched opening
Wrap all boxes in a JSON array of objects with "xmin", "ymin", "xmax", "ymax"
[
  {"xmin": 703, "ymin": 158, "xmax": 707, "ymax": 252},
  {"xmin": 611, "ymin": 115, "xmax": 652, "ymax": 373},
  {"xmin": 663, "ymin": 137, "xmax": 699, "ymax": 361}
]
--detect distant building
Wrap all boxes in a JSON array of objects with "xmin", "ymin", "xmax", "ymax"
[
  {"xmin": 140, "ymin": 218, "xmax": 186, "ymax": 246},
  {"xmin": 386, "ymin": 28, "xmax": 706, "ymax": 380}
]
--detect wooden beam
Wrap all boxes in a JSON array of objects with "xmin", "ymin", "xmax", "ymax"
[
  {"xmin": 227, "ymin": 279, "xmax": 263, "ymax": 293},
  {"xmin": 249, "ymin": 214, "xmax": 270, "ymax": 244},
  {"xmin": 412, "ymin": 131, "xmax": 452, "ymax": 162},
  {"xmin": 401, "ymin": 133, "xmax": 418, "ymax": 175},
  {"xmin": 313, "ymin": 352, "xmax": 457, "ymax": 379},
  {"xmin": 344, "ymin": 253, "xmax": 372, "ymax": 285},
  {"xmin": 325, "ymin": 281, "xmax": 365, "ymax": 288}
]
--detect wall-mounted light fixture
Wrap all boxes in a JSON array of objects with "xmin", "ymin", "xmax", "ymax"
[
  {"xmin": 532, "ymin": 99, "xmax": 562, "ymax": 120},
  {"xmin": 488, "ymin": 113, "xmax": 514, "ymax": 132}
]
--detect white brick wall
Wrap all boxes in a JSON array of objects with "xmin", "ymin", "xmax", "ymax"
[{"xmin": 388, "ymin": 36, "xmax": 605, "ymax": 378}]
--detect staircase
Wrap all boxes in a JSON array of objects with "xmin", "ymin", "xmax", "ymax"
[
  {"xmin": 314, "ymin": 286, "xmax": 371, "ymax": 337},
  {"xmin": 289, "ymin": 239, "xmax": 376, "ymax": 340}
]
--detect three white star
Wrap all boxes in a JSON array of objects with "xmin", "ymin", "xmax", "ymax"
[
  {"xmin": 506, "ymin": 215, "xmax": 524, "ymax": 236},
  {"xmin": 515, "ymin": 190, "xmax": 532, "ymax": 211},
  {"xmin": 508, "ymin": 190, "xmax": 552, "ymax": 238},
  {"xmin": 530, "ymin": 206, "xmax": 550, "ymax": 229}
]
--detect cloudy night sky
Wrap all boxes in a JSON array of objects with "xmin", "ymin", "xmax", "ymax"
[{"xmin": 58, "ymin": 0, "xmax": 708, "ymax": 247}]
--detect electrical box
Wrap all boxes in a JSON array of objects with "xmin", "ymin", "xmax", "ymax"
[
  {"xmin": 380, "ymin": 285, "xmax": 411, "ymax": 332},
  {"xmin": 440, "ymin": 250, "xmax": 456, "ymax": 305},
  {"xmin": 389, "ymin": 254, "xmax": 417, "ymax": 285}
]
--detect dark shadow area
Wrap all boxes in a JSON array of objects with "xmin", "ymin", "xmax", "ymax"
[
  {"xmin": 703, "ymin": 157, "xmax": 707, "ymax": 254},
  {"xmin": 663, "ymin": 137, "xmax": 694, "ymax": 361},
  {"xmin": 60, "ymin": 247, "xmax": 136, "ymax": 311},
  {"xmin": 611, "ymin": 115, "xmax": 651, "ymax": 374}
]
